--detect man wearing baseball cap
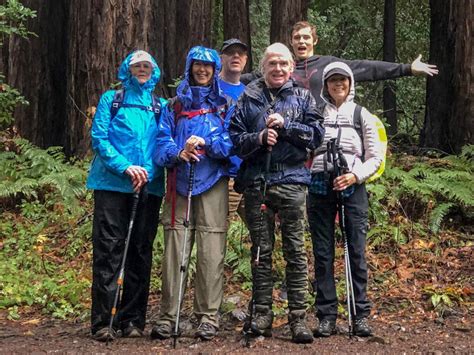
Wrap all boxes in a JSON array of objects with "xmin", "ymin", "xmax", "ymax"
[{"xmin": 219, "ymin": 39, "xmax": 249, "ymax": 226}]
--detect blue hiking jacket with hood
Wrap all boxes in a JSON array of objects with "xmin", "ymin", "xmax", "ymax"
[
  {"xmin": 86, "ymin": 50, "xmax": 167, "ymax": 196},
  {"xmin": 154, "ymin": 46, "xmax": 233, "ymax": 196}
]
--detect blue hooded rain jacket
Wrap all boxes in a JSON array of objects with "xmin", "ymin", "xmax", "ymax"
[
  {"xmin": 86, "ymin": 51, "xmax": 167, "ymax": 196},
  {"xmin": 154, "ymin": 46, "xmax": 233, "ymax": 196}
]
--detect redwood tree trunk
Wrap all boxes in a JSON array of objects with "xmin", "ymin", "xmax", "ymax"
[
  {"xmin": 421, "ymin": 0, "xmax": 473, "ymax": 153},
  {"xmin": 383, "ymin": 0, "xmax": 397, "ymax": 136},
  {"xmin": 8, "ymin": 0, "xmax": 69, "ymax": 148},
  {"xmin": 270, "ymin": 0, "xmax": 309, "ymax": 44},
  {"xmin": 223, "ymin": 0, "xmax": 252, "ymax": 71},
  {"xmin": 159, "ymin": 0, "xmax": 213, "ymax": 97},
  {"xmin": 66, "ymin": 0, "xmax": 163, "ymax": 157}
]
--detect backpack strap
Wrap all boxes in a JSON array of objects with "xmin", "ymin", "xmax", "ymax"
[
  {"xmin": 353, "ymin": 104, "xmax": 363, "ymax": 141},
  {"xmin": 352, "ymin": 104, "xmax": 365, "ymax": 159},
  {"xmin": 110, "ymin": 89, "xmax": 162, "ymax": 123},
  {"xmin": 110, "ymin": 89, "xmax": 125, "ymax": 120}
]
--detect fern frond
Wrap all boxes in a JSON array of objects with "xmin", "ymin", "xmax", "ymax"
[{"xmin": 429, "ymin": 202, "xmax": 455, "ymax": 234}]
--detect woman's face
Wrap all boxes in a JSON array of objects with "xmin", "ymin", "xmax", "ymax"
[
  {"xmin": 130, "ymin": 61, "xmax": 153, "ymax": 84},
  {"xmin": 191, "ymin": 60, "xmax": 214, "ymax": 86},
  {"xmin": 326, "ymin": 74, "xmax": 350, "ymax": 106}
]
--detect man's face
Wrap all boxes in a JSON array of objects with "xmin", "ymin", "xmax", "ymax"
[
  {"xmin": 263, "ymin": 54, "xmax": 294, "ymax": 88},
  {"xmin": 221, "ymin": 45, "xmax": 248, "ymax": 75},
  {"xmin": 290, "ymin": 26, "xmax": 316, "ymax": 61}
]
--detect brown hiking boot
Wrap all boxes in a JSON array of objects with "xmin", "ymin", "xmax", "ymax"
[{"xmin": 289, "ymin": 310, "xmax": 314, "ymax": 344}]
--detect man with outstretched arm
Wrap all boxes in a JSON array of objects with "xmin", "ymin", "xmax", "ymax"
[
  {"xmin": 241, "ymin": 21, "xmax": 438, "ymax": 105},
  {"xmin": 289, "ymin": 21, "xmax": 438, "ymax": 105}
]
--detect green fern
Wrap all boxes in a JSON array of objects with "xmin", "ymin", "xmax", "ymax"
[
  {"xmin": 429, "ymin": 202, "xmax": 455, "ymax": 234},
  {"xmin": 0, "ymin": 138, "xmax": 87, "ymax": 212}
]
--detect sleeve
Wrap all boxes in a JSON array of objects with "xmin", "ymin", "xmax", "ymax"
[
  {"xmin": 280, "ymin": 92, "xmax": 325, "ymax": 150},
  {"xmin": 229, "ymin": 99, "xmax": 266, "ymax": 160},
  {"xmin": 204, "ymin": 106, "xmax": 234, "ymax": 159},
  {"xmin": 91, "ymin": 91, "xmax": 131, "ymax": 175},
  {"xmin": 143, "ymin": 100, "xmax": 166, "ymax": 181},
  {"xmin": 153, "ymin": 104, "xmax": 181, "ymax": 168},
  {"xmin": 338, "ymin": 56, "xmax": 412, "ymax": 82},
  {"xmin": 351, "ymin": 108, "xmax": 384, "ymax": 183}
]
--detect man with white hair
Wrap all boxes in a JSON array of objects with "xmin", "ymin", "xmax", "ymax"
[{"xmin": 229, "ymin": 43, "xmax": 325, "ymax": 344}]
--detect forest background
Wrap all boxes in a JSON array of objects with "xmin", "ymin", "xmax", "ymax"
[{"xmin": 0, "ymin": 0, "xmax": 472, "ymax": 337}]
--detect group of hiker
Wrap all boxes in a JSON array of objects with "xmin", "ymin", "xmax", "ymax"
[{"xmin": 86, "ymin": 20, "xmax": 438, "ymax": 344}]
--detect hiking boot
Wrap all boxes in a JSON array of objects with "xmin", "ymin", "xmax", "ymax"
[
  {"xmin": 122, "ymin": 323, "xmax": 144, "ymax": 338},
  {"xmin": 354, "ymin": 317, "xmax": 372, "ymax": 337},
  {"xmin": 249, "ymin": 305, "xmax": 273, "ymax": 337},
  {"xmin": 150, "ymin": 323, "xmax": 172, "ymax": 340},
  {"xmin": 289, "ymin": 311, "xmax": 313, "ymax": 344},
  {"xmin": 195, "ymin": 322, "xmax": 217, "ymax": 341},
  {"xmin": 314, "ymin": 318, "xmax": 336, "ymax": 337},
  {"xmin": 92, "ymin": 327, "xmax": 118, "ymax": 342}
]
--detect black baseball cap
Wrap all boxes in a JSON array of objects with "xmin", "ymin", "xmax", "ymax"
[
  {"xmin": 221, "ymin": 38, "xmax": 248, "ymax": 53},
  {"xmin": 325, "ymin": 67, "xmax": 351, "ymax": 79}
]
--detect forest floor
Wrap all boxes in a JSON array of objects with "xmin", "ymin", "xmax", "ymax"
[
  {"xmin": 1, "ymin": 282, "xmax": 473, "ymax": 355},
  {"xmin": 0, "ymin": 307, "xmax": 472, "ymax": 354}
]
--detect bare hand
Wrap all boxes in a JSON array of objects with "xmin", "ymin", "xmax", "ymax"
[
  {"xmin": 182, "ymin": 135, "xmax": 205, "ymax": 162},
  {"xmin": 259, "ymin": 128, "xmax": 279, "ymax": 146},
  {"xmin": 333, "ymin": 173, "xmax": 357, "ymax": 191},
  {"xmin": 411, "ymin": 54, "xmax": 439, "ymax": 76},
  {"xmin": 125, "ymin": 165, "xmax": 148, "ymax": 192},
  {"xmin": 179, "ymin": 149, "xmax": 200, "ymax": 162},
  {"xmin": 266, "ymin": 113, "xmax": 285, "ymax": 129}
]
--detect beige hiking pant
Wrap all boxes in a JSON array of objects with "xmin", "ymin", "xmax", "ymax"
[
  {"xmin": 227, "ymin": 178, "xmax": 246, "ymax": 225},
  {"xmin": 157, "ymin": 178, "xmax": 228, "ymax": 328}
]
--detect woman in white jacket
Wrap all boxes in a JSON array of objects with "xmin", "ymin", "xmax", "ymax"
[{"xmin": 307, "ymin": 62, "xmax": 384, "ymax": 338}]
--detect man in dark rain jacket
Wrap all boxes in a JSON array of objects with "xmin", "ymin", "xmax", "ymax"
[{"xmin": 229, "ymin": 43, "xmax": 325, "ymax": 344}]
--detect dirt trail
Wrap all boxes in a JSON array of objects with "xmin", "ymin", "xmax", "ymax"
[{"xmin": 1, "ymin": 312, "xmax": 471, "ymax": 353}]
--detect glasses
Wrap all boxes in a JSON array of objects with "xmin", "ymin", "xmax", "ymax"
[{"xmin": 223, "ymin": 47, "xmax": 247, "ymax": 56}]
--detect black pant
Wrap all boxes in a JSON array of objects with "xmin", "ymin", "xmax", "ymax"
[
  {"xmin": 307, "ymin": 183, "xmax": 371, "ymax": 321},
  {"xmin": 91, "ymin": 190, "xmax": 162, "ymax": 334},
  {"xmin": 244, "ymin": 183, "xmax": 308, "ymax": 311}
]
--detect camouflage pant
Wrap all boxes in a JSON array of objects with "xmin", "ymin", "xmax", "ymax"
[{"xmin": 244, "ymin": 183, "xmax": 309, "ymax": 311}]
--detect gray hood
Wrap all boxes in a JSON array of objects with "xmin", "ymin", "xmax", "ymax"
[{"xmin": 321, "ymin": 61, "xmax": 355, "ymax": 107}]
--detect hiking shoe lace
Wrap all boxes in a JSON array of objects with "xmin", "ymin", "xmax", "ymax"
[
  {"xmin": 289, "ymin": 314, "xmax": 314, "ymax": 344},
  {"xmin": 92, "ymin": 327, "xmax": 118, "ymax": 342},
  {"xmin": 195, "ymin": 322, "xmax": 217, "ymax": 341},
  {"xmin": 314, "ymin": 319, "xmax": 336, "ymax": 337},
  {"xmin": 354, "ymin": 317, "xmax": 372, "ymax": 337},
  {"xmin": 150, "ymin": 323, "xmax": 172, "ymax": 340}
]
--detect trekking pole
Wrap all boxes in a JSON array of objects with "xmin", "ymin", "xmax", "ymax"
[
  {"xmin": 107, "ymin": 191, "xmax": 140, "ymax": 343},
  {"xmin": 244, "ymin": 145, "xmax": 272, "ymax": 347},
  {"xmin": 173, "ymin": 162, "xmax": 195, "ymax": 349},
  {"xmin": 330, "ymin": 138, "xmax": 357, "ymax": 337}
]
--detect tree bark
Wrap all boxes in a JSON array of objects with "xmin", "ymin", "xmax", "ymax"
[
  {"xmin": 66, "ymin": 0, "xmax": 162, "ymax": 157},
  {"xmin": 158, "ymin": 0, "xmax": 213, "ymax": 97},
  {"xmin": 421, "ymin": 0, "xmax": 473, "ymax": 153},
  {"xmin": 223, "ymin": 0, "xmax": 252, "ymax": 71},
  {"xmin": 383, "ymin": 0, "xmax": 397, "ymax": 136},
  {"xmin": 8, "ymin": 0, "xmax": 69, "ymax": 148},
  {"xmin": 270, "ymin": 0, "xmax": 309, "ymax": 44}
]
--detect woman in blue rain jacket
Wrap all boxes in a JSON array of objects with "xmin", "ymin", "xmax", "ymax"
[
  {"xmin": 87, "ymin": 50, "xmax": 166, "ymax": 342},
  {"xmin": 152, "ymin": 46, "xmax": 232, "ymax": 341}
]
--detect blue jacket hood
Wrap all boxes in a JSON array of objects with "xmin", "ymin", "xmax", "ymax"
[
  {"xmin": 177, "ymin": 46, "xmax": 227, "ymax": 109},
  {"xmin": 118, "ymin": 50, "xmax": 161, "ymax": 92}
]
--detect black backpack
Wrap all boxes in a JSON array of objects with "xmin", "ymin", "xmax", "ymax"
[{"xmin": 110, "ymin": 89, "xmax": 162, "ymax": 124}]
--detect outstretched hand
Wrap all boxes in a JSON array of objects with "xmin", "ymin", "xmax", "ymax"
[{"xmin": 411, "ymin": 54, "xmax": 439, "ymax": 76}]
